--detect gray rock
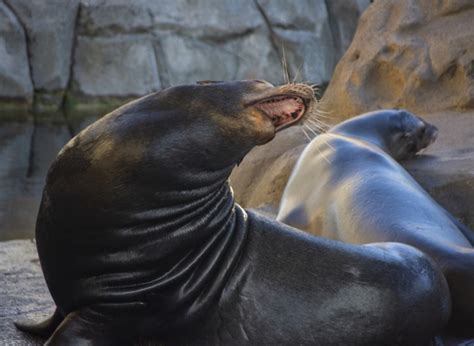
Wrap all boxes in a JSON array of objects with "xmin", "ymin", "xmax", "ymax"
[
  {"xmin": 326, "ymin": 0, "xmax": 371, "ymax": 59},
  {"xmin": 155, "ymin": 35, "xmax": 239, "ymax": 86},
  {"xmin": 273, "ymin": 28, "xmax": 336, "ymax": 84},
  {"xmin": 154, "ymin": 29, "xmax": 283, "ymax": 86},
  {"xmin": 0, "ymin": 239, "xmax": 51, "ymax": 345},
  {"xmin": 221, "ymin": 28, "xmax": 287, "ymax": 84},
  {"xmin": 80, "ymin": 0, "xmax": 261, "ymax": 39},
  {"xmin": 256, "ymin": 0, "xmax": 336, "ymax": 83},
  {"xmin": 0, "ymin": 1, "xmax": 32, "ymax": 99},
  {"xmin": 73, "ymin": 35, "xmax": 161, "ymax": 96},
  {"xmin": 4, "ymin": 0, "xmax": 80, "ymax": 91},
  {"xmin": 79, "ymin": 0, "xmax": 154, "ymax": 36},
  {"xmin": 150, "ymin": 0, "xmax": 262, "ymax": 39}
]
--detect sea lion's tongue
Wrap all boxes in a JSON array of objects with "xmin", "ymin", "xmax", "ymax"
[{"xmin": 255, "ymin": 96, "xmax": 305, "ymax": 128}]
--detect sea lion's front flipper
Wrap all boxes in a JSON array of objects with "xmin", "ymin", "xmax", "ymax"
[
  {"xmin": 45, "ymin": 309, "xmax": 111, "ymax": 346},
  {"xmin": 14, "ymin": 308, "xmax": 63, "ymax": 338},
  {"xmin": 45, "ymin": 304, "xmax": 144, "ymax": 346}
]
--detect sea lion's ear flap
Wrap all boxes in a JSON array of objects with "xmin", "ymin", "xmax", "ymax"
[{"xmin": 196, "ymin": 80, "xmax": 224, "ymax": 85}]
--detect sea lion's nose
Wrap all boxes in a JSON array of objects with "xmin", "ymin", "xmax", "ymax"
[{"xmin": 429, "ymin": 125, "xmax": 439, "ymax": 142}]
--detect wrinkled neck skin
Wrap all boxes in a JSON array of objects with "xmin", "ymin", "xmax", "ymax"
[{"xmin": 42, "ymin": 91, "xmax": 254, "ymax": 328}]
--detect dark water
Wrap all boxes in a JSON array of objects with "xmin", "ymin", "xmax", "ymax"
[{"xmin": 0, "ymin": 115, "xmax": 101, "ymax": 241}]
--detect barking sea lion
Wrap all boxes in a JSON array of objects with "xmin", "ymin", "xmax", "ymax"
[{"xmin": 17, "ymin": 84, "xmax": 450, "ymax": 345}]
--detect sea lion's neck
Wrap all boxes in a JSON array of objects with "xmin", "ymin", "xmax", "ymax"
[
  {"xmin": 330, "ymin": 121, "xmax": 392, "ymax": 155},
  {"xmin": 121, "ymin": 169, "xmax": 248, "ymax": 327}
]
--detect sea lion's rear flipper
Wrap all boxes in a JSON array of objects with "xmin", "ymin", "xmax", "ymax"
[{"xmin": 14, "ymin": 308, "xmax": 63, "ymax": 338}]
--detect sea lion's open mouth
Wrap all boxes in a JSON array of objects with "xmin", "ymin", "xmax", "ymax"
[{"xmin": 254, "ymin": 95, "xmax": 306, "ymax": 131}]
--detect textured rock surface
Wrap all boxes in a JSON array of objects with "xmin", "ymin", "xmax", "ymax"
[
  {"xmin": 256, "ymin": 0, "xmax": 336, "ymax": 83},
  {"xmin": 4, "ymin": 0, "xmax": 79, "ymax": 92},
  {"xmin": 0, "ymin": 240, "xmax": 52, "ymax": 345},
  {"xmin": 0, "ymin": 0, "xmax": 368, "ymax": 116},
  {"xmin": 321, "ymin": 0, "xmax": 474, "ymax": 123},
  {"xmin": 325, "ymin": 0, "xmax": 371, "ymax": 59},
  {"xmin": 231, "ymin": 111, "xmax": 474, "ymax": 232},
  {"xmin": 73, "ymin": 35, "xmax": 161, "ymax": 96},
  {"xmin": 0, "ymin": 1, "xmax": 32, "ymax": 100}
]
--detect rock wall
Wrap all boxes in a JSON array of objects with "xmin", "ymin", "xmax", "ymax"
[
  {"xmin": 0, "ymin": 0, "xmax": 369, "ymax": 120},
  {"xmin": 0, "ymin": 0, "xmax": 369, "ymax": 240}
]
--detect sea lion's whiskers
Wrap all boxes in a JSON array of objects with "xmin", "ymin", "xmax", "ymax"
[
  {"xmin": 307, "ymin": 112, "xmax": 330, "ymax": 129},
  {"xmin": 292, "ymin": 64, "xmax": 303, "ymax": 84},
  {"xmin": 305, "ymin": 115, "xmax": 327, "ymax": 128},
  {"xmin": 280, "ymin": 45, "xmax": 290, "ymax": 84},
  {"xmin": 310, "ymin": 110, "xmax": 331, "ymax": 120},
  {"xmin": 301, "ymin": 127, "xmax": 312, "ymax": 142},
  {"xmin": 306, "ymin": 119, "xmax": 327, "ymax": 133},
  {"xmin": 304, "ymin": 124, "xmax": 319, "ymax": 137},
  {"xmin": 308, "ymin": 111, "xmax": 329, "ymax": 125}
]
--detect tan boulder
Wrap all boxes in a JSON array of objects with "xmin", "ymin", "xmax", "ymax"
[{"xmin": 322, "ymin": 0, "xmax": 474, "ymax": 122}]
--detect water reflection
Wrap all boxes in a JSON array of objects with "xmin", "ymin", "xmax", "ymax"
[{"xmin": 0, "ymin": 113, "xmax": 99, "ymax": 241}]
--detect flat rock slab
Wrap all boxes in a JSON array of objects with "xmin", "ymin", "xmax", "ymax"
[{"xmin": 0, "ymin": 240, "xmax": 53, "ymax": 345}]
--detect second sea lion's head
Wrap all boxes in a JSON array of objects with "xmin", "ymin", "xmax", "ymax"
[{"xmin": 389, "ymin": 110, "xmax": 438, "ymax": 160}]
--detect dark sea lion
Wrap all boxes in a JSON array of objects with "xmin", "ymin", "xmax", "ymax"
[
  {"xmin": 16, "ymin": 85, "xmax": 450, "ymax": 345},
  {"xmin": 278, "ymin": 109, "xmax": 474, "ymax": 333}
]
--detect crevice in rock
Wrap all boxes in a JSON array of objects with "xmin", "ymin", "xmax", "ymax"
[
  {"xmin": 152, "ymin": 36, "xmax": 170, "ymax": 88},
  {"xmin": 3, "ymin": 0, "xmax": 35, "ymax": 95},
  {"xmin": 253, "ymin": 0, "xmax": 293, "ymax": 82},
  {"xmin": 323, "ymin": 0, "xmax": 341, "ymax": 58},
  {"xmin": 61, "ymin": 1, "xmax": 81, "ymax": 138},
  {"xmin": 3, "ymin": 0, "xmax": 37, "ymax": 178},
  {"xmin": 199, "ymin": 28, "xmax": 256, "ymax": 44},
  {"xmin": 25, "ymin": 97, "xmax": 37, "ymax": 178}
]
